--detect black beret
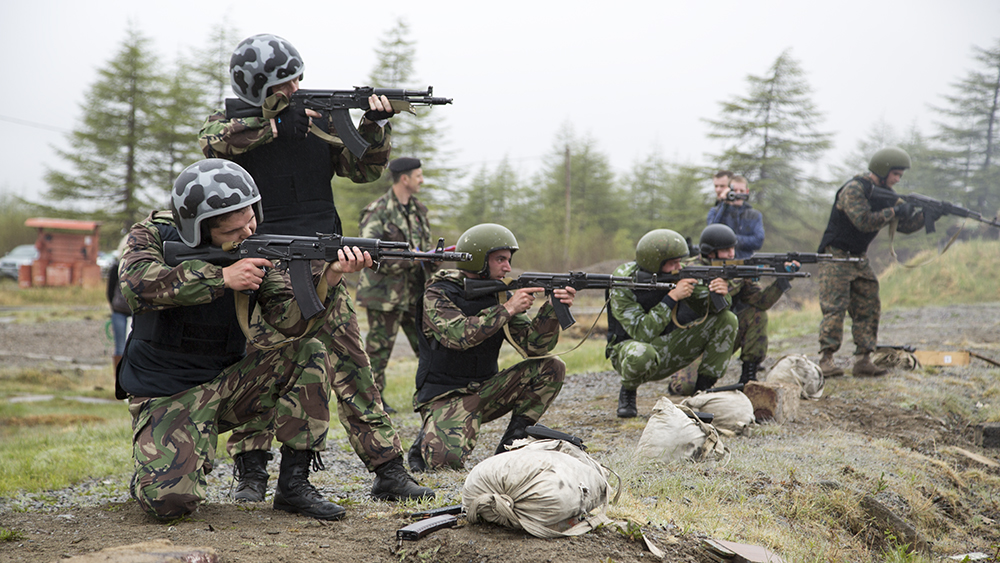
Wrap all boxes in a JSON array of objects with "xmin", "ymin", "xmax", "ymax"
[{"xmin": 389, "ymin": 157, "xmax": 421, "ymax": 173}]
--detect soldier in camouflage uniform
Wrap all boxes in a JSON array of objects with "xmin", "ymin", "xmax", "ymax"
[
  {"xmin": 197, "ymin": 34, "xmax": 432, "ymax": 503},
  {"xmin": 816, "ymin": 147, "xmax": 934, "ymax": 377},
  {"xmin": 356, "ymin": 157, "xmax": 435, "ymax": 413},
  {"xmin": 406, "ymin": 224, "xmax": 576, "ymax": 471},
  {"xmin": 697, "ymin": 224, "xmax": 797, "ymax": 384},
  {"xmin": 607, "ymin": 229, "xmax": 737, "ymax": 417},
  {"xmin": 118, "ymin": 159, "xmax": 371, "ymax": 521}
]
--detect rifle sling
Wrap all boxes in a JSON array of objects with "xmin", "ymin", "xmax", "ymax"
[
  {"xmin": 234, "ymin": 263, "xmax": 333, "ymax": 351},
  {"xmin": 498, "ymin": 294, "xmax": 607, "ymax": 361},
  {"xmin": 886, "ymin": 215, "xmax": 966, "ymax": 269}
]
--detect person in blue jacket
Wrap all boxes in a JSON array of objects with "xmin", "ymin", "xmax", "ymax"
[{"xmin": 706, "ymin": 174, "xmax": 764, "ymax": 260}]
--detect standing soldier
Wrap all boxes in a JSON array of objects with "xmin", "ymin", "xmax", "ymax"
[
  {"xmin": 357, "ymin": 157, "xmax": 435, "ymax": 413},
  {"xmin": 816, "ymin": 147, "xmax": 933, "ymax": 377},
  {"xmin": 198, "ymin": 34, "xmax": 432, "ymax": 504}
]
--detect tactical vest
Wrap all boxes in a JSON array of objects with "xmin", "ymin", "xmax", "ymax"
[
  {"xmin": 232, "ymin": 134, "xmax": 343, "ymax": 236},
  {"xmin": 605, "ymin": 286, "xmax": 673, "ymax": 350},
  {"xmin": 415, "ymin": 279, "xmax": 507, "ymax": 404},
  {"xmin": 817, "ymin": 176, "xmax": 895, "ymax": 255},
  {"xmin": 117, "ymin": 223, "xmax": 247, "ymax": 399}
]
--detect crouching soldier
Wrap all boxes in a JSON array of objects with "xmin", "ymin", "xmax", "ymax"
[
  {"xmin": 608, "ymin": 229, "xmax": 737, "ymax": 417},
  {"xmin": 407, "ymin": 224, "xmax": 575, "ymax": 471},
  {"xmin": 118, "ymin": 159, "xmax": 370, "ymax": 521}
]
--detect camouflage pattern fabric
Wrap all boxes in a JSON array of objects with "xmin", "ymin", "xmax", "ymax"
[
  {"xmin": 121, "ymin": 213, "xmax": 331, "ymax": 520},
  {"xmin": 356, "ymin": 188, "xmax": 435, "ymax": 389},
  {"xmin": 413, "ymin": 357, "xmax": 565, "ymax": 470},
  {"xmin": 816, "ymin": 177, "xmax": 926, "ymax": 356},
  {"xmin": 364, "ymin": 308, "xmax": 420, "ymax": 391},
  {"xmin": 413, "ymin": 269, "xmax": 564, "ymax": 469},
  {"xmin": 607, "ymin": 261, "xmax": 737, "ymax": 396},
  {"xmin": 198, "ymin": 108, "xmax": 391, "ymax": 184},
  {"xmin": 228, "ymin": 280, "xmax": 403, "ymax": 471},
  {"xmin": 728, "ymin": 277, "xmax": 786, "ymax": 364},
  {"xmin": 817, "ymin": 247, "xmax": 880, "ymax": 356}
]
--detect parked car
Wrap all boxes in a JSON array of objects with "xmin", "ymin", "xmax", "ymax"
[
  {"xmin": 0, "ymin": 244, "xmax": 39, "ymax": 280},
  {"xmin": 97, "ymin": 251, "xmax": 116, "ymax": 278}
]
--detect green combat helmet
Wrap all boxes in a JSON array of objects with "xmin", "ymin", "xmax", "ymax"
[
  {"xmin": 456, "ymin": 223, "xmax": 518, "ymax": 278},
  {"xmin": 170, "ymin": 159, "xmax": 262, "ymax": 248},
  {"xmin": 698, "ymin": 224, "xmax": 738, "ymax": 258},
  {"xmin": 636, "ymin": 229, "xmax": 688, "ymax": 273},
  {"xmin": 868, "ymin": 147, "xmax": 911, "ymax": 180}
]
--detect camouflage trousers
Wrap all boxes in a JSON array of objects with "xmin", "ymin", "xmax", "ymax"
[
  {"xmin": 817, "ymin": 248, "xmax": 879, "ymax": 355},
  {"xmin": 413, "ymin": 357, "xmax": 565, "ymax": 470},
  {"xmin": 364, "ymin": 307, "xmax": 420, "ymax": 392},
  {"xmin": 129, "ymin": 336, "xmax": 330, "ymax": 520},
  {"xmin": 228, "ymin": 282, "xmax": 402, "ymax": 472},
  {"xmin": 733, "ymin": 304, "xmax": 768, "ymax": 364},
  {"xmin": 609, "ymin": 310, "xmax": 737, "ymax": 396}
]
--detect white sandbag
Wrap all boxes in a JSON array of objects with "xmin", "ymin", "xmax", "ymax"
[
  {"xmin": 766, "ymin": 354, "xmax": 824, "ymax": 399},
  {"xmin": 635, "ymin": 397, "xmax": 728, "ymax": 462},
  {"xmin": 681, "ymin": 390, "xmax": 755, "ymax": 435},
  {"xmin": 462, "ymin": 439, "xmax": 613, "ymax": 538}
]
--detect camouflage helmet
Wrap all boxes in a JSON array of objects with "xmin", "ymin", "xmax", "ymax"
[
  {"xmin": 456, "ymin": 223, "xmax": 519, "ymax": 276},
  {"xmin": 698, "ymin": 224, "xmax": 738, "ymax": 257},
  {"xmin": 635, "ymin": 229, "xmax": 688, "ymax": 273},
  {"xmin": 868, "ymin": 147, "xmax": 911, "ymax": 179},
  {"xmin": 230, "ymin": 34, "xmax": 305, "ymax": 107},
  {"xmin": 170, "ymin": 159, "xmax": 262, "ymax": 248}
]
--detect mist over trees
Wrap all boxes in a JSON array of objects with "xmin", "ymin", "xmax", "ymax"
[{"xmin": 17, "ymin": 28, "xmax": 1000, "ymax": 269}]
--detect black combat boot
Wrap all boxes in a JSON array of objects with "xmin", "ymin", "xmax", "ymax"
[
  {"xmin": 495, "ymin": 414, "xmax": 534, "ymax": 455},
  {"xmin": 739, "ymin": 362, "xmax": 760, "ymax": 385},
  {"xmin": 371, "ymin": 457, "xmax": 435, "ymax": 501},
  {"xmin": 616, "ymin": 386, "xmax": 638, "ymax": 418},
  {"xmin": 232, "ymin": 450, "xmax": 272, "ymax": 502},
  {"xmin": 407, "ymin": 429, "xmax": 427, "ymax": 473},
  {"xmin": 273, "ymin": 446, "xmax": 345, "ymax": 520}
]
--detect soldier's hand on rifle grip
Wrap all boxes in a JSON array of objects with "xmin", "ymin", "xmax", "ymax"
[
  {"xmin": 708, "ymin": 278, "xmax": 729, "ymax": 296},
  {"xmin": 325, "ymin": 246, "xmax": 373, "ymax": 287},
  {"xmin": 785, "ymin": 260, "xmax": 801, "ymax": 273},
  {"xmin": 552, "ymin": 286, "xmax": 576, "ymax": 307},
  {"xmin": 503, "ymin": 287, "xmax": 541, "ymax": 316},
  {"xmin": 364, "ymin": 94, "xmax": 397, "ymax": 121},
  {"xmin": 223, "ymin": 258, "xmax": 273, "ymax": 291},
  {"xmin": 668, "ymin": 278, "xmax": 696, "ymax": 302}
]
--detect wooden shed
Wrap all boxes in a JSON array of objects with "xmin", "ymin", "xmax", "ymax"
[{"xmin": 23, "ymin": 218, "xmax": 102, "ymax": 288}]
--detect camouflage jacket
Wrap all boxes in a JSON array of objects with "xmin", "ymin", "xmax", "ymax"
[
  {"xmin": 356, "ymin": 188, "xmax": 436, "ymax": 312},
  {"xmin": 120, "ymin": 211, "xmax": 318, "ymax": 339},
  {"xmin": 197, "ymin": 108, "xmax": 391, "ymax": 185},
  {"xmin": 608, "ymin": 261, "xmax": 729, "ymax": 344},
  {"xmin": 422, "ymin": 269, "xmax": 561, "ymax": 356},
  {"xmin": 837, "ymin": 176, "xmax": 925, "ymax": 234}
]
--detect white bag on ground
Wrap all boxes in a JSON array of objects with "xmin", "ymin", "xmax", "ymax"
[
  {"xmin": 462, "ymin": 439, "xmax": 616, "ymax": 538},
  {"xmin": 635, "ymin": 397, "xmax": 728, "ymax": 462},
  {"xmin": 681, "ymin": 390, "xmax": 755, "ymax": 435},
  {"xmin": 766, "ymin": 354, "xmax": 824, "ymax": 399}
]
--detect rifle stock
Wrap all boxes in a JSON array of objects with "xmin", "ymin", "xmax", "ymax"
[{"xmin": 164, "ymin": 234, "xmax": 470, "ymax": 321}]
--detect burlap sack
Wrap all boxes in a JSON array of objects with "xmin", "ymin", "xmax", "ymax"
[
  {"xmin": 635, "ymin": 397, "xmax": 728, "ymax": 462},
  {"xmin": 462, "ymin": 439, "xmax": 615, "ymax": 538},
  {"xmin": 872, "ymin": 348, "xmax": 920, "ymax": 370},
  {"xmin": 681, "ymin": 390, "xmax": 755, "ymax": 435},
  {"xmin": 766, "ymin": 354, "xmax": 824, "ymax": 399}
]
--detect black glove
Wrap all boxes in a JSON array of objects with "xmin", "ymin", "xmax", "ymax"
[
  {"xmin": 364, "ymin": 108, "xmax": 395, "ymax": 121},
  {"xmin": 275, "ymin": 106, "xmax": 310, "ymax": 140},
  {"xmin": 775, "ymin": 277, "xmax": 793, "ymax": 292},
  {"xmin": 892, "ymin": 202, "xmax": 913, "ymax": 219}
]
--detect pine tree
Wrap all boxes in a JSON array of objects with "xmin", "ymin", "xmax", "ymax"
[
  {"xmin": 187, "ymin": 26, "xmax": 245, "ymax": 111},
  {"xmin": 930, "ymin": 38, "xmax": 1000, "ymax": 210},
  {"xmin": 703, "ymin": 49, "xmax": 833, "ymax": 248},
  {"xmin": 44, "ymin": 27, "xmax": 167, "ymax": 233}
]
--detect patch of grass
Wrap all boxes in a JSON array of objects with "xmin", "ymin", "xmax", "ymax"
[
  {"xmin": 880, "ymin": 239, "xmax": 1000, "ymax": 308},
  {"xmin": 0, "ymin": 527, "xmax": 25, "ymax": 542},
  {"xmin": 0, "ymin": 283, "xmax": 106, "ymax": 308}
]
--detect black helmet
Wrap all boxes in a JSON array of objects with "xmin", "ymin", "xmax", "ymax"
[
  {"xmin": 868, "ymin": 147, "xmax": 911, "ymax": 179},
  {"xmin": 635, "ymin": 229, "xmax": 688, "ymax": 273},
  {"xmin": 170, "ymin": 159, "xmax": 262, "ymax": 247},
  {"xmin": 698, "ymin": 224, "xmax": 738, "ymax": 257},
  {"xmin": 456, "ymin": 224, "xmax": 518, "ymax": 277}
]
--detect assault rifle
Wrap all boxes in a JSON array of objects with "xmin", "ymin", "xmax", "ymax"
[
  {"xmin": 637, "ymin": 265, "xmax": 810, "ymax": 310},
  {"xmin": 870, "ymin": 185, "xmax": 1000, "ymax": 234},
  {"xmin": 164, "ymin": 234, "xmax": 470, "ymax": 320},
  {"xmin": 463, "ymin": 271, "xmax": 677, "ymax": 330},
  {"xmin": 225, "ymin": 86, "xmax": 453, "ymax": 158},
  {"xmin": 710, "ymin": 252, "xmax": 862, "ymax": 271}
]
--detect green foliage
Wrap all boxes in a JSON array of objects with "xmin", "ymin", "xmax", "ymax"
[
  {"xmin": 0, "ymin": 527, "xmax": 25, "ymax": 542},
  {"xmin": 0, "ymin": 194, "xmax": 41, "ymax": 254}
]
